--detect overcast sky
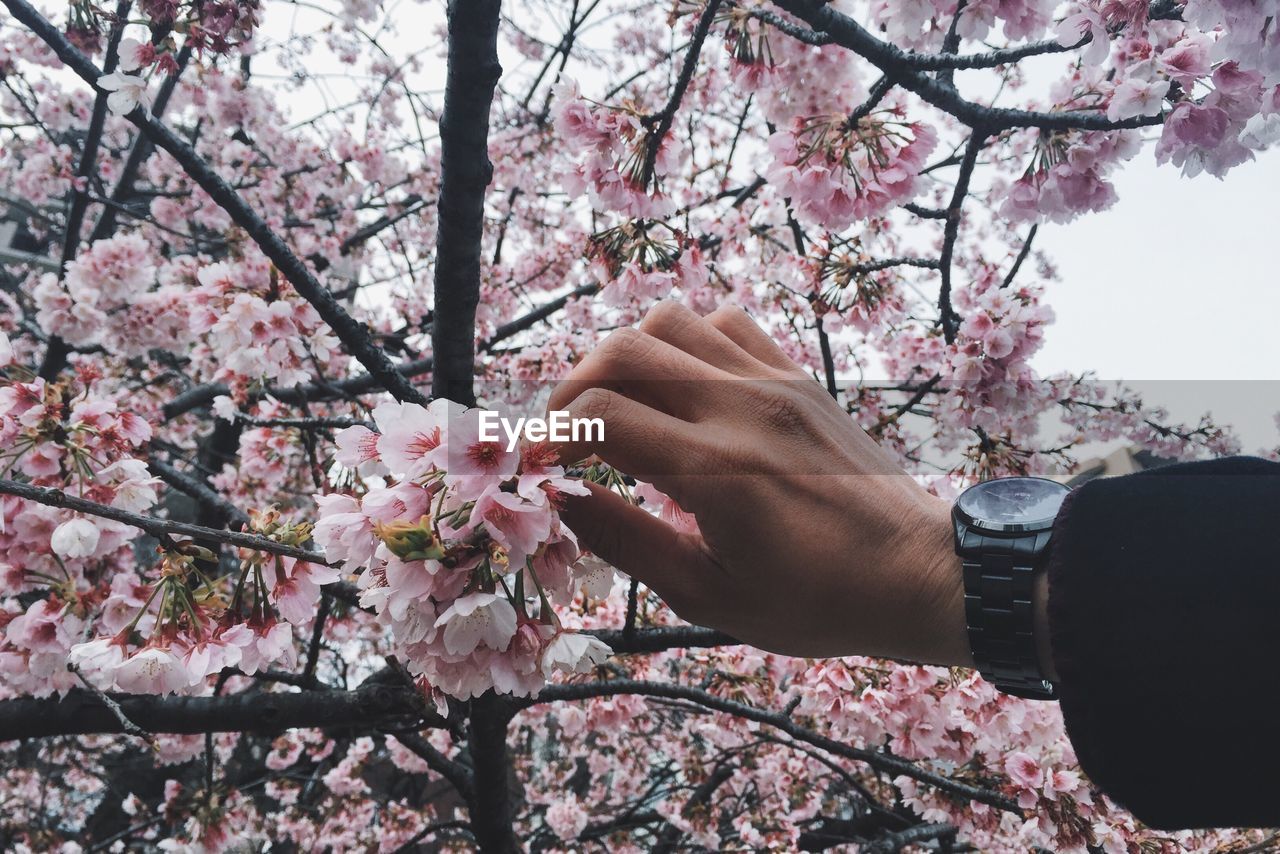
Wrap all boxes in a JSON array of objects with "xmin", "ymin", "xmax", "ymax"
[{"xmin": 1025, "ymin": 110, "xmax": 1280, "ymax": 454}]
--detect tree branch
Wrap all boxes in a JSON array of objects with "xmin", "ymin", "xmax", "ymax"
[
  {"xmin": 935, "ymin": 0, "xmax": 967, "ymax": 88},
  {"xmin": 151, "ymin": 457, "xmax": 249, "ymax": 529},
  {"xmin": 482, "ymin": 282, "xmax": 598, "ymax": 349},
  {"xmin": 588, "ymin": 625, "xmax": 736, "ymax": 653},
  {"xmin": 395, "ymin": 732, "xmax": 475, "ymax": 800},
  {"xmin": 771, "ymin": 0, "xmax": 1164, "ymax": 132},
  {"xmin": 523, "ymin": 680, "xmax": 1020, "ymax": 812},
  {"xmin": 939, "ymin": 131, "xmax": 986, "ymax": 343},
  {"xmin": 863, "ymin": 821, "xmax": 956, "ymax": 853},
  {"xmin": 0, "ymin": 478, "xmax": 332, "ymax": 566},
  {"xmin": 1000, "ymin": 223, "xmax": 1037, "ymax": 289},
  {"xmin": 68, "ymin": 662, "xmax": 155, "ymax": 744},
  {"xmin": 640, "ymin": 0, "xmax": 722, "ymax": 185},
  {"xmin": 468, "ymin": 693, "xmax": 519, "ymax": 853},
  {"xmin": 0, "ymin": 683, "xmax": 441, "ymax": 741},
  {"xmin": 431, "ymin": 0, "xmax": 503, "ymax": 406}
]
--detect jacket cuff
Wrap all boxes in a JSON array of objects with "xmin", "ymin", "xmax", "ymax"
[{"xmin": 1046, "ymin": 456, "xmax": 1280, "ymax": 829}]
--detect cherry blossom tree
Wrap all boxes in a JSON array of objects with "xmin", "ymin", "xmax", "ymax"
[{"xmin": 0, "ymin": 0, "xmax": 1274, "ymax": 850}]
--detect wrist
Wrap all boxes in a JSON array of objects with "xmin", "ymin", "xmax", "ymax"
[
  {"xmin": 907, "ymin": 495, "xmax": 1057, "ymax": 679},
  {"xmin": 902, "ymin": 497, "xmax": 972, "ymax": 669}
]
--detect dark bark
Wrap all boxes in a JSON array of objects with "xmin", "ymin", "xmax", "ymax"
[
  {"xmin": 938, "ymin": 131, "xmax": 986, "ymax": 343},
  {"xmin": 771, "ymin": 0, "xmax": 1165, "ymax": 132},
  {"xmin": 425, "ymin": 5, "xmax": 515, "ymax": 849},
  {"xmin": 0, "ymin": 684, "xmax": 440, "ymax": 741},
  {"xmin": 862, "ymin": 822, "xmax": 956, "ymax": 853},
  {"xmin": 589, "ymin": 625, "xmax": 736, "ymax": 653},
  {"xmin": 467, "ymin": 694, "xmax": 519, "ymax": 853},
  {"xmin": 430, "ymin": 0, "xmax": 503, "ymax": 406}
]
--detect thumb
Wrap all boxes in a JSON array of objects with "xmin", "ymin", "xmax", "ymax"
[{"xmin": 560, "ymin": 481, "xmax": 713, "ymax": 617}]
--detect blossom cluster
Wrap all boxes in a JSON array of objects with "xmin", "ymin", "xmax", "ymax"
[
  {"xmin": 765, "ymin": 111, "xmax": 937, "ymax": 229},
  {"xmin": 584, "ymin": 221, "xmax": 709, "ymax": 307},
  {"xmin": 808, "ymin": 237, "xmax": 909, "ymax": 335},
  {"xmin": 0, "ymin": 341, "xmax": 159, "ymax": 696},
  {"xmin": 1000, "ymin": 129, "xmax": 1141, "ymax": 224},
  {"xmin": 551, "ymin": 78, "xmax": 684, "ymax": 219},
  {"xmin": 33, "ymin": 232, "xmax": 190, "ymax": 357},
  {"xmin": 1155, "ymin": 62, "xmax": 1266, "ymax": 177},
  {"xmin": 188, "ymin": 259, "xmax": 342, "ymax": 393},
  {"xmin": 65, "ymin": 511, "xmax": 337, "ymax": 695},
  {"xmin": 314, "ymin": 399, "xmax": 613, "ymax": 698},
  {"xmin": 30, "ymin": 236, "xmax": 341, "ymax": 392}
]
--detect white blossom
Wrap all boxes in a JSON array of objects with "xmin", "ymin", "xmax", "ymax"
[
  {"xmin": 542, "ymin": 632, "xmax": 612, "ymax": 677},
  {"xmin": 98, "ymin": 72, "xmax": 149, "ymax": 116},
  {"xmin": 51, "ymin": 517, "xmax": 101, "ymax": 558}
]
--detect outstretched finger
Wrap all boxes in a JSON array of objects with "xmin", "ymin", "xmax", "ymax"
[{"xmin": 559, "ymin": 481, "xmax": 718, "ymax": 623}]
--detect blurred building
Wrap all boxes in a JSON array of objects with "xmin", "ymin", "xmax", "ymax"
[{"xmin": 1051, "ymin": 445, "xmax": 1178, "ymax": 487}]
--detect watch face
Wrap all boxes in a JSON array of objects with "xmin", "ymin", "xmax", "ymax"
[{"xmin": 956, "ymin": 477, "xmax": 1069, "ymax": 533}]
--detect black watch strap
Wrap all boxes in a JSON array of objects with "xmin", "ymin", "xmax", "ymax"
[{"xmin": 961, "ymin": 533, "xmax": 1056, "ymax": 700}]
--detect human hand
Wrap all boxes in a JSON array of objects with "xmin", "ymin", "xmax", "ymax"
[{"xmin": 548, "ymin": 301, "xmax": 971, "ymax": 667}]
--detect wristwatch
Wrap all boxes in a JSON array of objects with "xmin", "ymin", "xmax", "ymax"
[{"xmin": 952, "ymin": 476, "xmax": 1070, "ymax": 700}]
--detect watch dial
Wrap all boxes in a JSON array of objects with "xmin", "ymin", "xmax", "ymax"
[{"xmin": 958, "ymin": 477, "xmax": 1068, "ymax": 530}]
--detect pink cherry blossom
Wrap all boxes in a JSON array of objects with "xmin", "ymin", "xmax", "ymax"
[
  {"xmin": 1107, "ymin": 78, "xmax": 1170, "ymax": 121},
  {"xmin": 434, "ymin": 592, "xmax": 518, "ymax": 657},
  {"xmin": 114, "ymin": 646, "xmax": 191, "ymax": 694},
  {"xmin": 541, "ymin": 632, "xmax": 611, "ymax": 677}
]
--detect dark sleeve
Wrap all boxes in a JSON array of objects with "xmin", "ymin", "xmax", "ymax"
[{"xmin": 1047, "ymin": 455, "xmax": 1280, "ymax": 830}]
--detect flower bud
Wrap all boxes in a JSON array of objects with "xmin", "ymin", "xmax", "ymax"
[{"xmin": 373, "ymin": 516, "xmax": 446, "ymax": 561}]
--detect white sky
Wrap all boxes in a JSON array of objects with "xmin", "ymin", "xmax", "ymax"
[{"xmin": 1018, "ymin": 72, "xmax": 1280, "ymax": 454}]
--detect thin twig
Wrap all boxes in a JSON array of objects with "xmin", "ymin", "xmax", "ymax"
[
  {"xmin": 522, "ymin": 680, "xmax": 1020, "ymax": 812},
  {"xmin": 69, "ymin": 663, "xmax": 156, "ymax": 745},
  {"xmin": 0, "ymin": 479, "xmax": 332, "ymax": 566},
  {"xmin": 771, "ymin": 0, "xmax": 1165, "ymax": 133},
  {"xmin": 939, "ymin": 132, "xmax": 986, "ymax": 343},
  {"xmin": 640, "ymin": 0, "xmax": 723, "ymax": 185},
  {"xmin": 1000, "ymin": 224, "xmax": 1038, "ymax": 289}
]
